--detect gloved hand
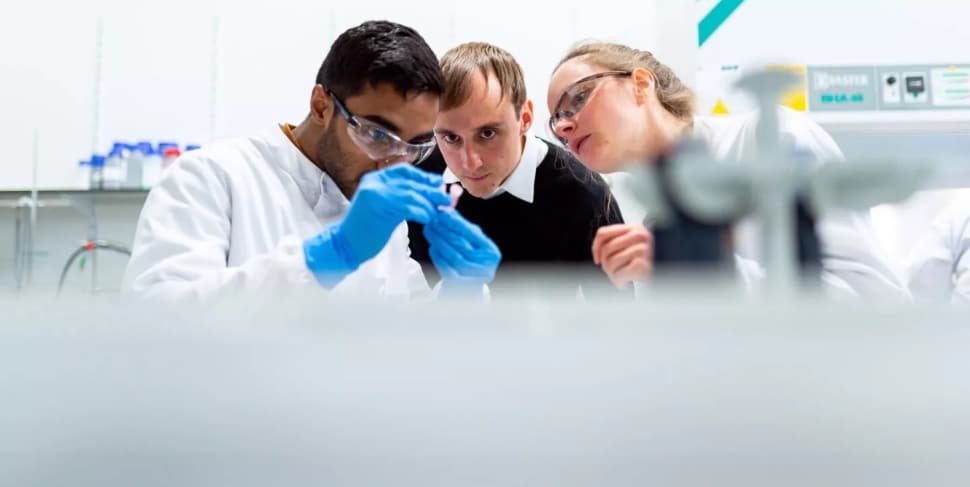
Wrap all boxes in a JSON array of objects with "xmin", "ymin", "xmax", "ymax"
[
  {"xmin": 423, "ymin": 208, "xmax": 501, "ymax": 296},
  {"xmin": 304, "ymin": 164, "xmax": 450, "ymax": 288}
]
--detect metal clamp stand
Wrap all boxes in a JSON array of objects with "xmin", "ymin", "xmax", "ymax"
[{"xmin": 13, "ymin": 197, "xmax": 34, "ymax": 291}]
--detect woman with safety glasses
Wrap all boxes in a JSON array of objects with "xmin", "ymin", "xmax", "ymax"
[{"xmin": 546, "ymin": 42, "xmax": 908, "ymax": 300}]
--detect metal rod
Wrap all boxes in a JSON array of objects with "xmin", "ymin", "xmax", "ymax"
[
  {"xmin": 14, "ymin": 205, "xmax": 23, "ymax": 291},
  {"xmin": 208, "ymin": 16, "xmax": 220, "ymax": 141},
  {"xmin": 92, "ymin": 17, "xmax": 104, "ymax": 155},
  {"xmin": 89, "ymin": 200, "xmax": 98, "ymax": 294},
  {"xmin": 26, "ymin": 129, "xmax": 40, "ymax": 287},
  {"xmin": 89, "ymin": 17, "xmax": 104, "ymax": 293}
]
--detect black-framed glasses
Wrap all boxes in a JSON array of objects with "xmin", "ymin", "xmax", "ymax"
[
  {"xmin": 328, "ymin": 90, "xmax": 437, "ymax": 165},
  {"xmin": 548, "ymin": 71, "xmax": 632, "ymax": 144}
]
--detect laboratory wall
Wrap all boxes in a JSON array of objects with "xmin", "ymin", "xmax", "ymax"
[
  {"xmin": 697, "ymin": 0, "xmax": 970, "ymax": 263},
  {"xmin": 696, "ymin": 0, "xmax": 970, "ymax": 122},
  {"xmin": 0, "ymin": 1, "xmax": 699, "ymax": 191},
  {"xmin": 698, "ymin": 0, "xmax": 969, "ymax": 67}
]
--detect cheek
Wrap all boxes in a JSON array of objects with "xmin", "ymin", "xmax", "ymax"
[
  {"xmin": 584, "ymin": 100, "xmax": 634, "ymax": 150},
  {"xmin": 484, "ymin": 138, "xmax": 518, "ymax": 171},
  {"xmin": 324, "ymin": 125, "xmax": 354, "ymax": 159},
  {"xmin": 477, "ymin": 141, "xmax": 502, "ymax": 161},
  {"xmin": 578, "ymin": 99, "xmax": 611, "ymax": 135},
  {"xmin": 335, "ymin": 136, "xmax": 376, "ymax": 176},
  {"xmin": 438, "ymin": 144, "xmax": 466, "ymax": 171},
  {"xmin": 439, "ymin": 143, "xmax": 462, "ymax": 159}
]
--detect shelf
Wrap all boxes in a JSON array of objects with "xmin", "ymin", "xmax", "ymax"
[
  {"xmin": 0, "ymin": 189, "xmax": 149, "ymax": 195},
  {"xmin": 0, "ymin": 189, "xmax": 150, "ymax": 209}
]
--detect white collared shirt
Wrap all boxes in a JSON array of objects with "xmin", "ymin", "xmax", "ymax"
[
  {"xmin": 442, "ymin": 135, "xmax": 549, "ymax": 204},
  {"xmin": 123, "ymin": 125, "xmax": 428, "ymax": 303}
]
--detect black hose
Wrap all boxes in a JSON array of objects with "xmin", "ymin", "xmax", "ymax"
[{"xmin": 56, "ymin": 241, "xmax": 132, "ymax": 297}]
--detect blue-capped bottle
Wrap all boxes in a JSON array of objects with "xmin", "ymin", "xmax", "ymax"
[
  {"xmin": 157, "ymin": 141, "xmax": 179, "ymax": 171},
  {"xmin": 157, "ymin": 141, "xmax": 178, "ymax": 154},
  {"xmin": 104, "ymin": 142, "xmax": 128, "ymax": 190},
  {"xmin": 139, "ymin": 141, "xmax": 163, "ymax": 189},
  {"xmin": 89, "ymin": 154, "xmax": 106, "ymax": 191},
  {"xmin": 123, "ymin": 143, "xmax": 141, "ymax": 189},
  {"xmin": 76, "ymin": 159, "xmax": 91, "ymax": 190}
]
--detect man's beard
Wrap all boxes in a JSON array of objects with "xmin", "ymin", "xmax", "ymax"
[{"xmin": 316, "ymin": 124, "xmax": 362, "ymax": 200}]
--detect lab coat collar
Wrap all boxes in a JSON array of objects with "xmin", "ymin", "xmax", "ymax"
[
  {"xmin": 442, "ymin": 135, "xmax": 548, "ymax": 204},
  {"xmin": 274, "ymin": 124, "xmax": 349, "ymax": 217}
]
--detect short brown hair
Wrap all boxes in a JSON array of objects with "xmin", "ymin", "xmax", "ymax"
[
  {"xmin": 556, "ymin": 42, "xmax": 696, "ymax": 123},
  {"xmin": 439, "ymin": 42, "xmax": 527, "ymax": 114}
]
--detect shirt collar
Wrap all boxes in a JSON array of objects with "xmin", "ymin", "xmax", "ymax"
[{"xmin": 442, "ymin": 135, "xmax": 548, "ymax": 204}]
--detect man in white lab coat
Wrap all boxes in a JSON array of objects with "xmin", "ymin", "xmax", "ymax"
[
  {"xmin": 123, "ymin": 20, "xmax": 501, "ymax": 303},
  {"xmin": 905, "ymin": 192, "xmax": 970, "ymax": 304}
]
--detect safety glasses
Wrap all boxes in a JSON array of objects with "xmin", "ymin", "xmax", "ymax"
[
  {"xmin": 548, "ymin": 71, "xmax": 632, "ymax": 144},
  {"xmin": 328, "ymin": 90, "xmax": 437, "ymax": 165}
]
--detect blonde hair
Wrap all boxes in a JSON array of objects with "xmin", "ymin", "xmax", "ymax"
[
  {"xmin": 439, "ymin": 42, "xmax": 527, "ymax": 114},
  {"xmin": 556, "ymin": 42, "xmax": 695, "ymax": 123}
]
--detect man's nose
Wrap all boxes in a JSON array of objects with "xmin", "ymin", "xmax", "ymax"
[{"xmin": 461, "ymin": 145, "xmax": 483, "ymax": 172}]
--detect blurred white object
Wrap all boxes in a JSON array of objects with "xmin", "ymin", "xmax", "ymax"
[
  {"xmin": 161, "ymin": 147, "xmax": 181, "ymax": 171},
  {"xmin": 449, "ymin": 184, "xmax": 463, "ymax": 208},
  {"xmin": 613, "ymin": 67, "xmax": 918, "ymax": 301},
  {"xmin": 74, "ymin": 159, "xmax": 91, "ymax": 190},
  {"xmin": 103, "ymin": 148, "xmax": 127, "ymax": 190},
  {"xmin": 1, "ymin": 298, "xmax": 969, "ymax": 487},
  {"xmin": 648, "ymin": 105, "xmax": 911, "ymax": 301},
  {"xmin": 904, "ymin": 191, "xmax": 970, "ymax": 303},
  {"xmin": 140, "ymin": 144, "xmax": 163, "ymax": 189},
  {"xmin": 126, "ymin": 145, "xmax": 144, "ymax": 189},
  {"xmin": 122, "ymin": 126, "xmax": 427, "ymax": 304}
]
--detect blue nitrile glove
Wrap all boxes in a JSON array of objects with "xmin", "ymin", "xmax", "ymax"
[
  {"xmin": 304, "ymin": 164, "xmax": 450, "ymax": 288},
  {"xmin": 423, "ymin": 208, "xmax": 502, "ymax": 296}
]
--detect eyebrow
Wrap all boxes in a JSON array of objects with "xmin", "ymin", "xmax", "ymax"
[
  {"xmin": 410, "ymin": 131, "xmax": 435, "ymax": 143},
  {"xmin": 476, "ymin": 121, "xmax": 503, "ymax": 131},
  {"xmin": 360, "ymin": 114, "xmax": 401, "ymax": 134},
  {"xmin": 435, "ymin": 121, "xmax": 504, "ymax": 135},
  {"xmin": 360, "ymin": 114, "xmax": 434, "ymax": 144}
]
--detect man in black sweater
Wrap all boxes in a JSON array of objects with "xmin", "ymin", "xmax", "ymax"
[{"xmin": 408, "ymin": 42, "xmax": 625, "ymax": 299}]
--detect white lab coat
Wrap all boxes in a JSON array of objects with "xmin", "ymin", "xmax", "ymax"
[
  {"xmin": 608, "ymin": 107, "xmax": 908, "ymax": 301},
  {"xmin": 122, "ymin": 126, "xmax": 429, "ymax": 303},
  {"xmin": 904, "ymin": 193, "xmax": 970, "ymax": 304}
]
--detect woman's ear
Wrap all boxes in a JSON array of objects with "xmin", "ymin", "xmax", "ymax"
[
  {"xmin": 632, "ymin": 67, "xmax": 655, "ymax": 105},
  {"xmin": 519, "ymin": 99, "xmax": 534, "ymax": 134},
  {"xmin": 310, "ymin": 84, "xmax": 334, "ymax": 127}
]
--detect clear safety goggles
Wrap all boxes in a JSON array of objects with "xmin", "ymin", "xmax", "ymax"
[
  {"xmin": 548, "ymin": 71, "xmax": 632, "ymax": 145},
  {"xmin": 329, "ymin": 90, "xmax": 437, "ymax": 165}
]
